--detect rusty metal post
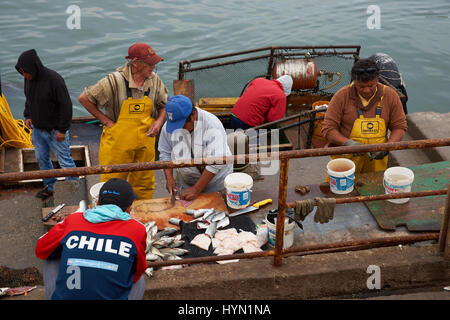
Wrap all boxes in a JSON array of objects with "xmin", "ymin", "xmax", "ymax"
[
  {"xmin": 274, "ymin": 158, "xmax": 289, "ymax": 266},
  {"xmin": 438, "ymin": 184, "xmax": 450, "ymax": 260}
]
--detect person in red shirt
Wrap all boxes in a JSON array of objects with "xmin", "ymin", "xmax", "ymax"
[
  {"xmin": 230, "ymin": 75, "xmax": 293, "ymax": 129},
  {"xmin": 35, "ymin": 178, "xmax": 147, "ymax": 300}
]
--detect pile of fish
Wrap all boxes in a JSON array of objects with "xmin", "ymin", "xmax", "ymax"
[
  {"xmin": 186, "ymin": 208, "xmax": 230, "ymax": 238},
  {"xmin": 143, "ymin": 221, "xmax": 189, "ymax": 276}
]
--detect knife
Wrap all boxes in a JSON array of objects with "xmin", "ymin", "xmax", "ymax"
[
  {"xmin": 42, "ymin": 203, "xmax": 65, "ymax": 222},
  {"xmin": 170, "ymin": 192, "xmax": 176, "ymax": 205},
  {"xmin": 229, "ymin": 199, "xmax": 272, "ymax": 217}
]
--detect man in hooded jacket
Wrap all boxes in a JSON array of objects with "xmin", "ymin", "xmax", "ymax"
[{"xmin": 15, "ymin": 49, "xmax": 77, "ymax": 199}]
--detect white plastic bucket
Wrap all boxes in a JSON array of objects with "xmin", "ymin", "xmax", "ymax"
[
  {"xmin": 89, "ymin": 182, "xmax": 105, "ymax": 207},
  {"xmin": 224, "ymin": 173, "xmax": 253, "ymax": 209},
  {"xmin": 327, "ymin": 158, "xmax": 356, "ymax": 194},
  {"xmin": 383, "ymin": 167, "xmax": 414, "ymax": 204},
  {"xmin": 265, "ymin": 215, "xmax": 295, "ymax": 249}
]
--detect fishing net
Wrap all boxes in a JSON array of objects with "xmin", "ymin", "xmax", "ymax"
[{"xmin": 178, "ymin": 46, "xmax": 359, "ymax": 100}]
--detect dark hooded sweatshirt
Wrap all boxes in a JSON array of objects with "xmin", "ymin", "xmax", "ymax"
[{"xmin": 15, "ymin": 49, "xmax": 72, "ymax": 133}]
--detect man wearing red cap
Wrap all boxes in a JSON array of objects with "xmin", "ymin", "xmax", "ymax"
[{"xmin": 78, "ymin": 43, "xmax": 168, "ymax": 199}]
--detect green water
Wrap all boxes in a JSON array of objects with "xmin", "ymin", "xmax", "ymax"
[{"xmin": 1, "ymin": 0, "xmax": 449, "ymax": 119}]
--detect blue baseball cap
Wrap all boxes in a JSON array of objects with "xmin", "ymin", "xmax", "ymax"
[{"xmin": 165, "ymin": 95, "xmax": 193, "ymax": 133}]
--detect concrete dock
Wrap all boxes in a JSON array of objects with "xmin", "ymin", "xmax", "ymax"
[{"xmin": 1, "ymin": 111, "xmax": 449, "ymax": 300}]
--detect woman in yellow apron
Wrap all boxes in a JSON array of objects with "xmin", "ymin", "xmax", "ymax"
[
  {"xmin": 326, "ymin": 85, "xmax": 388, "ymax": 181},
  {"xmin": 99, "ymin": 78, "xmax": 155, "ymax": 200}
]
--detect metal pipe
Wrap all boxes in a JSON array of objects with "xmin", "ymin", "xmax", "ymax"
[
  {"xmin": 1, "ymin": 138, "xmax": 449, "ymax": 183},
  {"xmin": 274, "ymin": 158, "xmax": 289, "ymax": 266},
  {"xmin": 182, "ymin": 54, "xmax": 272, "ymax": 73},
  {"xmin": 178, "ymin": 45, "xmax": 360, "ymax": 65},
  {"xmin": 438, "ymin": 184, "xmax": 450, "ymax": 258},
  {"xmin": 286, "ymin": 189, "xmax": 448, "ymax": 208},
  {"xmin": 282, "ymin": 233, "xmax": 439, "ymax": 256},
  {"xmin": 147, "ymin": 233, "xmax": 437, "ymax": 268},
  {"xmin": 247, "ymin": 106, "xmax": 326, "ymax": 132},
  {"xmin": 148, "ymin": 250, "xmax": 275, "ymax": 268}
]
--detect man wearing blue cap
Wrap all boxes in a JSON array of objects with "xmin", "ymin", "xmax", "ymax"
[{"xmin": 158, "ymin": 95, "xmax": 233, "ymax": 201}]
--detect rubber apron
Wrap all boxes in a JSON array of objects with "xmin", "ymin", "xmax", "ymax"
[
  {"xmin": 328, "ymin": 85, "xmax": 388, "ymax": 178},
  {"xmin": 99, "ymin": 78, "xmax": 155, "ymax": 200}
]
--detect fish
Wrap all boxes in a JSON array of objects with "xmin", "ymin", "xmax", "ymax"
[
  {"xmin": 217, "ymin": 216, "xmax": 230, "ymax": 229},
  {"xmin": 159, "ymin": 247, "xmax": 189, "ymax": 256},
  {"xmin": 202, "ymin": 208, "xmax": 215, "ymax": 220},
  {"xmin": 169, "ymin": 218, "xmax": 182, "ymax": 226},
  {"xmin": 161, "ymin": 265, "xmax": 184, "ymax": 270},
  {"xmin": 145, "ymin": 267, "xmax": 154, "ymax": 277},
  {"xmin": 146, "ymin": 252, "xmax": 162, "ymax": 261},
  {"xmin": 196, "ymin": 222, "xmax": 209, "ymax": 229},
  {"xmin": 145, "ymin": 225, "xmax": 159, "ymax": 253},
  {"xmin": 170, "ymin": 240, "xmax": 185, "ymax": 248},
  {"xmin": 156, "ymin": 227, "xmax": 178, "ymax": 238},
  {"xmin": 205, "ymin": 221, "xmax": 218, "ymax": 238},
  {"xmin": 153, "ymin": 236, "xmax": 175, "ymax": 248},
  {"xmin": 211, "ymin": 211, "xmax": 226, "ymax": 222},
  {"xmin": 143, "ymin": 221, "xmax": 156, "ymax": 233},
  {"xmin": 151, "ymin": 246, "xmax": 164, "ymax": 257}
]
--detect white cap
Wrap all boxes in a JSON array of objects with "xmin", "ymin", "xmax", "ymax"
[{"xmin": 276, "ymin": 75, "xmax": 293, "ymax": 96}]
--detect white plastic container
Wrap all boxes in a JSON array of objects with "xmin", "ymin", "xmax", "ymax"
[
  {"xmin": 383, "ymin": 167, "xmax": 414, "ymax": 204},
  {"xmin": 265, "ymin": 215, "xmax": 295, "ymax": 249},
  {"xmin": 89, "ymin": 182, "xmax": 105, "ymax": 207},
  {"xmin": 224, "ymin": 173, "xmax": 253, "ymax": 209},
  {"xmin": 327, "ymin": 158, "xmax": 356, "ymax": 194}
]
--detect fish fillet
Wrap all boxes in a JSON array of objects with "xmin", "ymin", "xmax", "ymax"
[{"xmin": 190, "ymin": 233, "xmax": 212, "ymax": 251}]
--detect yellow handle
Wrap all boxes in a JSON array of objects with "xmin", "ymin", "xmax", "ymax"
[{"xmin": 253, "ymin": 199, "xmax": 272, "ymax": 208}]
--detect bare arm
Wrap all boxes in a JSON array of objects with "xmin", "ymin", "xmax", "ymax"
[
  {"xmin": 181, "ymin": 169, "xmax": 216, "ymax": 201},
  {"xmin": 78, "ymin": 93, "xmax": 115, "ymax": 127},
  {"xmin": 146, "ymin": 107, "xmax": 166, "ymax": 137}
]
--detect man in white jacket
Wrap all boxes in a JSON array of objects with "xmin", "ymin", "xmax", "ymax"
[{"xmin": 158, "ymin": 95, "xmax": 233, "ymax": 201}]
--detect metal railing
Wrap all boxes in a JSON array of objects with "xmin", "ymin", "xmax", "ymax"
[{"xmin": 1, "ymin": 138, "xmax": 450, "ymax": 266}]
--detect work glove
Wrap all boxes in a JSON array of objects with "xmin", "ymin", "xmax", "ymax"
[
  {"xmin": 313, "ymin": 197, "xmax": 336, "ymax": 224},
  {"xmin": 369, "ymin": 150, "xmax": 389, "ymax": 160},
  {"xmin": 343, "ymin": 139, "xmax": 368, "ymax": 157}
]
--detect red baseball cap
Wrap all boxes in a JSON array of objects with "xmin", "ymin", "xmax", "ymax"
[{"xmin": 125, "ymin": 43, "xmax": 163, "ymax": 65}]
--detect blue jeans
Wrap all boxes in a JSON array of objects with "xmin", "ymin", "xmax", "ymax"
[{"xmin": 31, "ymin": 127, "xmax": 77, "ymax": 192}]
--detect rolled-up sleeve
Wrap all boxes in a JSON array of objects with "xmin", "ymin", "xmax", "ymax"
[{"xmin": 84, "ymin": 76, "xmax": 113, "ymax": 110}]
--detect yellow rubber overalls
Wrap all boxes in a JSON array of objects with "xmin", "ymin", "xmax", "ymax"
[
  {"xmin": 326, "ymin": 85, "xmax": 388, "ymax": 180},
  {"xmin": 99, "ymin": 77, "xmax": 155, "ymax": 199}
]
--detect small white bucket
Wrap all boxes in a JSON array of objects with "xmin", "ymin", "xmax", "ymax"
[
  {"xmin": 327, "ymin": 158, "xmax": 356, "ymax": 194},
  {"xmin": 224, "ymin": 173, "xmax": 253, "ymax": 209},
  {"xmin": 383, "ymin": 167, "xmax": 414, "ymax": 204},
  {"xmin": 89, "ymin": 182, "xmax": 105, "ymax": 207},
  {"xmin": 265, "ymin": 215, "xmax": 295, "ymax": 249}
]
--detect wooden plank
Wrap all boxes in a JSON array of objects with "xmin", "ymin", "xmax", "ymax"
[
  {"xmin": 198, "ymin": 97, "xmax": 239, "ymax": 109},
  {"xmin": 173, "ymin": 80, "xmax": 195, "ymax": 104}
]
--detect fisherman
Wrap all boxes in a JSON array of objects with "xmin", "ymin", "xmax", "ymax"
[
  {"xmin": 15, "ymin": 49, "xmax": 77, "ymax": 200},
  {"xmin": 158, "ymin": 95, "xmax": 233, "ymax": 201},
  {"xmin": 35, "ymin": 178, "xmax": 147, "ymax": 300},
  {"xmin": 321, "ymin": 58, "xmax": 407, "ymax": 176},
  {"xmin": 230, "ymin": 75, "xmax": 293, "ymax": 130},
  {"xmin": 78, "ymin": 43, "xmax": 168, "ymax": 200}
]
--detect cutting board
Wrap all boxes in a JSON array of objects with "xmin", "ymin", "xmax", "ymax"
[
  {"xmin": 131, "ymin": 192, "xmax": 229, "ymax": 230},
  {"xmin": 355, "ymin": 161, "xmax": 449, "ymax": 232}
]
